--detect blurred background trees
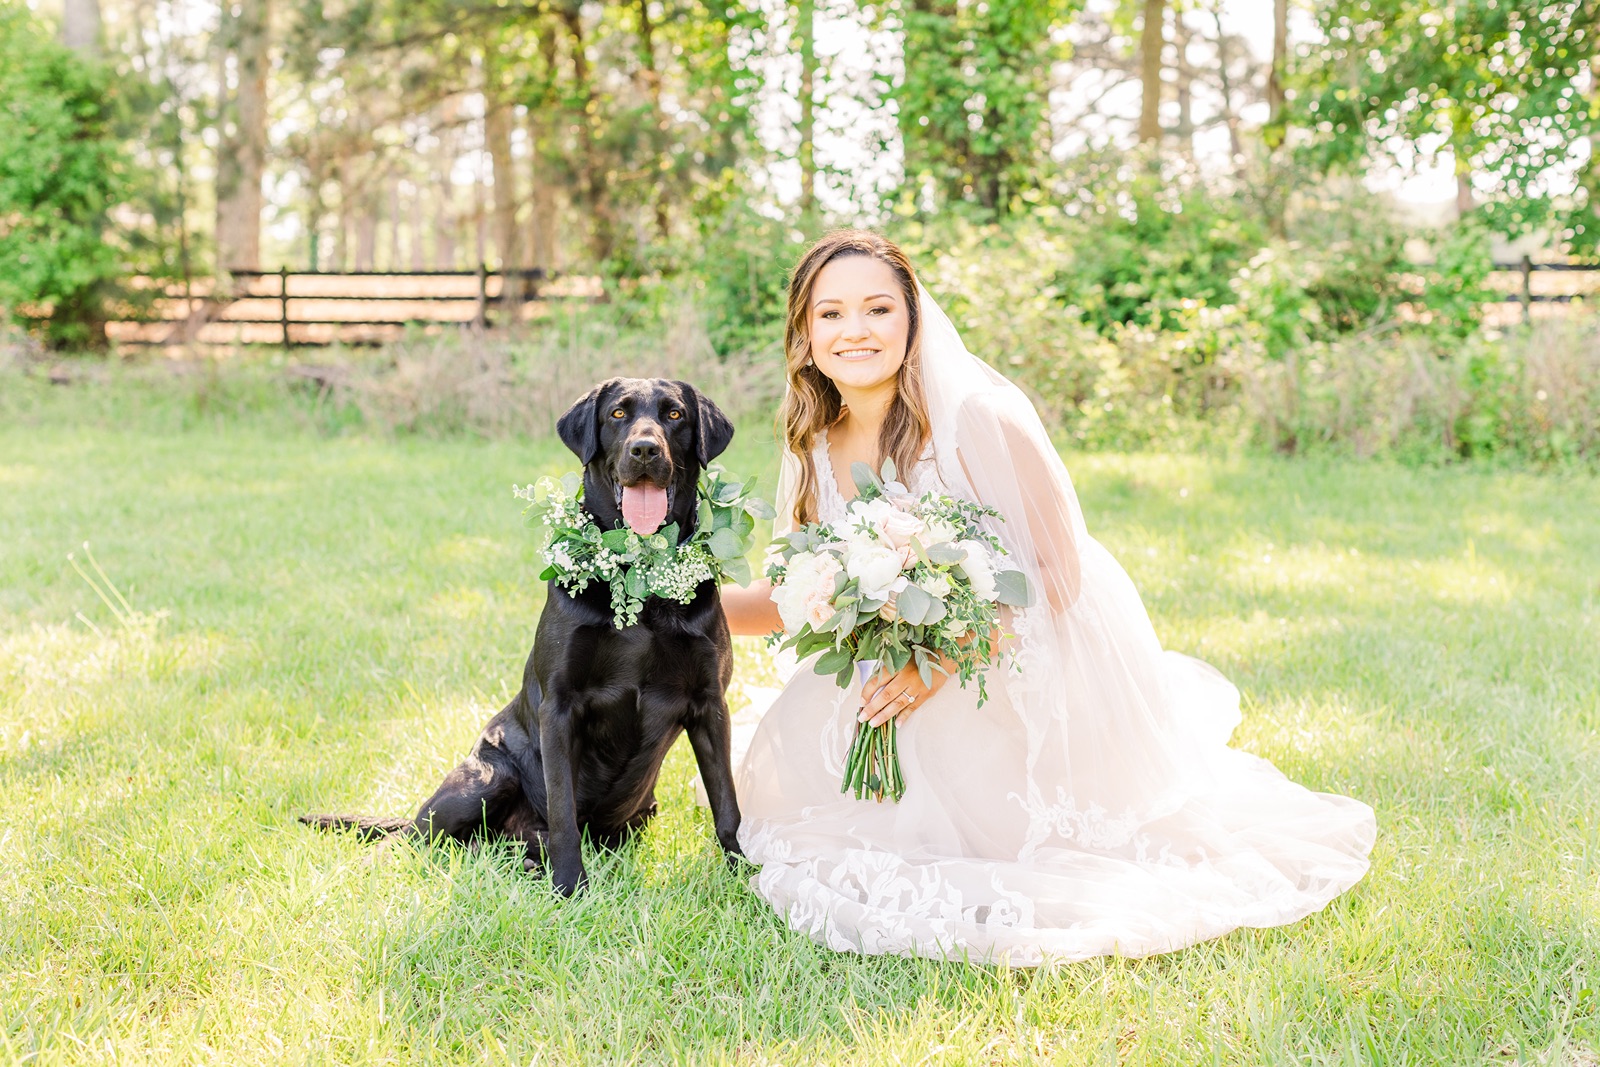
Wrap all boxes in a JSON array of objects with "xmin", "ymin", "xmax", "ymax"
[{"xmin": 2, "ymin": 0, "xmax": 1597, "ymax": 460}]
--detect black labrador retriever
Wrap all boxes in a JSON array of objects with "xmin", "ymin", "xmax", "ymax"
[{"xmin": 303, "ymin": 377, "xmax": 744, "ymax": 894}]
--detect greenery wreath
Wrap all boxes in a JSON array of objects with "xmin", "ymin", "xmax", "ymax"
[{"xmin": 514, "ymin": 465, "xmax": 774, "ymax": 629}]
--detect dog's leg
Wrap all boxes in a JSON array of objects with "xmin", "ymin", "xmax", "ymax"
[
  {"xmin": 686, "ymin": 698, "xmax": 745, "ymax": 867},
  {"xmin": 536, "ymin": 694, "xmax": 587, "ymax": 895}
]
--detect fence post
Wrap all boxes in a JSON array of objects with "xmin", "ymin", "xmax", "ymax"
[
  {"xmin": 1520, "ymin": 255, "xmax": 1532, "ymax": 326},
  {"xmin": 475, "ymin": 262, "xmax": 489, "ymax": 329},
  {"xmin": 279, "ymin": 265, "xmax": 291, "ymax": 347}
]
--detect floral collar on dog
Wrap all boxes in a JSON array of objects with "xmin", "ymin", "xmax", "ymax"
[{"xmin": 514, "ymin": 465, "xmax": 774, "ymax": 629}]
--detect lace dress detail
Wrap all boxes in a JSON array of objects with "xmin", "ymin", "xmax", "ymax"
[{"xmin": 733, "ymin": 431, "xmax": 1375, "ymax": 966}]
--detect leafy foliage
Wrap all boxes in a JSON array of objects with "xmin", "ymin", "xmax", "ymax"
[
  {"xmin": 0, "ymin": 3, "xmax": 126, "ymax": 348},
  {"xmin": 892, "ymin": 0, "xmax": 1079, "ymax": 217},
  {"xmin": 1296, "ymin": 0, "xmax": 1598, "ymax": 236}
]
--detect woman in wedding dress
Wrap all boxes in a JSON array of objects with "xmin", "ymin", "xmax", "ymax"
[{"xmin": 717, "ymin": 229, "xmax": 1376, "ymax": 966}]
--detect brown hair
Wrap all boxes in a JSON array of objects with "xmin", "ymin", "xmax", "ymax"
[{"xmin": 779, "ymin": 229, "xmax": 931, "ymax": 526}]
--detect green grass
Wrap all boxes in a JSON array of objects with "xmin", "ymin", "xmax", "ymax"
[{"xmin": 2, "ymin": 375, "xmax": 1598, "ymax": 1065}]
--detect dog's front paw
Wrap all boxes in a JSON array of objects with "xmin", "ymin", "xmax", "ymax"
[
  {"xmin": 722, "ymin": 842, "xmax": 753, "ymax": 876},
  {"xmin": 551, "ymin": 864, "xmax": 589, "ymax": 897}
]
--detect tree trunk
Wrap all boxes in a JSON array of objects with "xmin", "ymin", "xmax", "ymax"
[
  {"xmin": 484, "ymin": 48, "xmax": 521, "ymax": 272},
  {"xmin": 1211, "ymin": 0, "xmax": 1244, "ymax": 168},
  {"xmin": 636, "ymin": 0, "xmax": 670, "ymax": 240},
  {"xmin": 528, "ymin": 107, "xmax": 559, "ymax": 274},
  {"xmin": 559, "ymin": 5, "xmax": 614, "ymax": 265},
  {"xmin": 1265, "ymin": 0, "xmax": 1287, "ymax": 146},
  {"xmin": 215, "ymin": 0, "xmax": 271, "ymax": 273},
  {"xmin": 1175, "ymin": 16, "xmax": 1194, "ymax": 159},
  {"xmin": 436, "ymin": 172, "xmax": 457, "ymax": 269},
  {"xmin": 1138, "ymin": 0, "xmax": 1165, "ymax": 144},
  {"xmin": 389, "ymin": 176, "xmax": 403, "ymax": 270},
  {"xmin": 797, "ymin": 0, "xmax": 817, "ymax": 221},
  {"xmin": 61, "ymin": 0, "xmax": 101, "ymax": 59}
]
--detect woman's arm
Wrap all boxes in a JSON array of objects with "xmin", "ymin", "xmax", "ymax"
[{"xmin": 721, "ymin": 578, "xmax": 782, "ymax": 637}]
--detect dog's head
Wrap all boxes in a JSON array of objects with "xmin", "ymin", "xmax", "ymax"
[{"xmin": 556, "ymin": 377, "xmax": 735, "ymax": 539}]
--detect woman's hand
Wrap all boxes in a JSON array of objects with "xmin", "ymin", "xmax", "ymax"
[{"xmin": 860, "ymin": 655, "xmax": 955, "ymax": 728}]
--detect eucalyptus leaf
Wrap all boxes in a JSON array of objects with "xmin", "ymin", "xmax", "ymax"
[
  {"xmin": 896, "ymin": 582, "xmax": 934, "ymax": 626},
  {"xmin": 880, "ymin": 456, "xmax": 897, "ymax": 482},
  {"xmin": 850, "ymin": 461, "xmax": 883, "ymax": 495},
  {"xmin": 994, "ymin": 569, "xmax": 1032, "ymax": 606},
  {"xmin": 625, "ymin": 567, "xmax": 649, "ymax": 598},
  {"xmin": 922, "ymin": 597, "xmax": 948, "ymax": 626},
  {"xmin": 601, "ymin": 529, "xmax": 632, "ymax": 552},
  {"xmin": 721, "ymin": 555, "xmax": 752, "ymax": 586},
  {"xmin": 697, "ymin": 498, "xmax": 715, "ymax": 532},
  {"xmin": 708, "ymin": 528, "xmax": 744, "ymax": 560},
  {"xmin": 926, "ymin": 542, "xmax": 967, "ymax": 565},
  {"xmin": 816, "ymin": 647, "xmax": 853, "ymax": 675},
  {"xmin": 746, "ymin": 498, "xmax": 776, "ymax": 520}
]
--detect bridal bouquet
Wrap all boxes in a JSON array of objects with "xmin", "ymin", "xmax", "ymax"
[{"xmin": 766, "ymin": 459, "xmax": 1031, "ymax": 802}]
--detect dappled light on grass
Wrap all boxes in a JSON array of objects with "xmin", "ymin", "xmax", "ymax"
[{"xmin": 1, "ymin": 417, "xmax": 1597, "ymax": 1062}]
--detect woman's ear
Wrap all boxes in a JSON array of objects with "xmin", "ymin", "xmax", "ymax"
[
  {"xmin": 677, "ymin": 382, "xmax": 735, "ymax": 466},
  {"xmin": 557, "ymin": 379, "xmax": 616, "ymax": 463}
]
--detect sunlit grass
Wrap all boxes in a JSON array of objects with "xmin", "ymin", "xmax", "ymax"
[{"xmin": 1, "ymin": 384, "xmax": 1597, "ymax": 1064}]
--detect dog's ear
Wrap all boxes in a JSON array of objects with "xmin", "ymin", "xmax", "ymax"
[
  {"xmin": 677, "ymin": 382, "xmax": 735, "ymax": 466},
  {"xmin": 557, "ymin": 380, "xmax": 615, "ymax": 464}
]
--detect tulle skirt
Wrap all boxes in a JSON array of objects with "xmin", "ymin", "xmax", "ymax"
[{"xmin": 729, "ymin": 537, "xmax": 1376, "ymax": 967}]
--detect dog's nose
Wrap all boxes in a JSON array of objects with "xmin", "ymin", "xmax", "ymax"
[{"xmin": 627, "ymin": 439, "xmax": 662, "ymax": 462}]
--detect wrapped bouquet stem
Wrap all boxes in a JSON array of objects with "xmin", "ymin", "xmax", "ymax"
[{"xmin": 767, "ymin": 459, "xmax": 1031, "ymax": 802}]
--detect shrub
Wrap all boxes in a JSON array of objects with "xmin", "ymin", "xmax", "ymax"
[{"xmin": 0, "ymin": 3, "xmax": 128, "ymax": 349}]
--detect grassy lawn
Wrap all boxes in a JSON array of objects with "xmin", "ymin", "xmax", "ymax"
[{"xmin": 2, "ymin": 376, "xmax": 1597, "ymax": 1064}]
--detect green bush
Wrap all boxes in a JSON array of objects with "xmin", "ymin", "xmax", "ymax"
[{"xmin": 0, "ymin": 2, "xmax": 129, "ymax": 349}]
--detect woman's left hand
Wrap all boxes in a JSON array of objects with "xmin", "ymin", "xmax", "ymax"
[{"xmin": 861, "ymin": 657, "xmax": 954, "ymax": 728}]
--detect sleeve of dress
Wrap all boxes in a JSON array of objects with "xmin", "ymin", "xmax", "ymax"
[{"xmin": 952, "ymin": 390, "xmax": 1084, "ymax": 613}]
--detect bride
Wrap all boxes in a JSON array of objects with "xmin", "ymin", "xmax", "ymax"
[{"xmin": 717, "ymin": 229, "xmax": 1376, "ymax": 966}]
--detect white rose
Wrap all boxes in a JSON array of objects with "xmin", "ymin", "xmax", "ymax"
[
  {"xmin": 846, "ymin": 542, "xmax": 906, "ymax": 601},
  {"xmin": 942, "ymin": 617, "xmax": 970, "ymax": 640},
  {"xmin": 770, "ymin": 581, "xmax": 808, "ymax": 634},
  {"xmin": 917, "ymin": 572, "xmax": 953, "ymax": 600},
  {"xmin": 804, "ymin": 593, "xmax": 837, "ymax": 631},
  {"xmin": 923, "ymin": 516, "xmax": 960, "ymax": 544},
  {"xmin": 880, "ymin": 507, "xmax": 928, "ymax": 551},
  {"xmin": 771, "ymin": 551, "xmax": 843, "ymax": 633},
  {"xmin": 848, "ymin": 497, "xmax": 894, "ymax": 531},
  {"xmin": 954, "ymin": 539, "xmax": 998, "ymax": 601}
]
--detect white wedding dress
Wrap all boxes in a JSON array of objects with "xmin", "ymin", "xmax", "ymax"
[{"xmin": 726, "ymin": 284, "xmax": 1376, "ymax": 967}]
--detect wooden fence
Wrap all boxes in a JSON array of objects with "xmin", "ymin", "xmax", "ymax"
[
  {"xmin": 1490, "ymin": 258, "xmax": 1598, "ymax": 324},
  {"xmin": 106, "ymin": 267, "xmax": 602, "ymax": 347},
  {"xmin": 97, "ymin": 260, "xmax": 1593, "ymax": 347}
]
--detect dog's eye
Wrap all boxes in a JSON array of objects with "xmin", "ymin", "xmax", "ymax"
[
  {"xmin": 667, "ymin": 410, "xmax": 683, "ymax": 420},
  {"xmin": 610, "ymin": 408, "xmax": 626, "ymax": 419}
]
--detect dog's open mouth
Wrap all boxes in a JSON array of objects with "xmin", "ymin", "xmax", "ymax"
[{"xmin": 615, "ymin": 481, "xmax": 675, "ymax": 536}]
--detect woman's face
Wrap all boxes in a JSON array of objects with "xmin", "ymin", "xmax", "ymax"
[{"xmin": 806, "ymin": 255, "xmax": 910, "ymax": 396}]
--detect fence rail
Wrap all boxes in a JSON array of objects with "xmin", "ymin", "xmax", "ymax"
[
  {"xmin": 1490, "ymin": 258, "xmax": 1600, "ymax": 322},
  {"xmin": 94, "ymin": 260, "xmax": 1600, "ymax": 346},
  {"xmin": 106, "ymin": 266, "xmax": 601, "ymax": 347}
]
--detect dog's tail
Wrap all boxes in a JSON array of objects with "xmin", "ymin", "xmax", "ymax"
[{"xmin": 298, "ymin": 813, "xmax": 414, "ymax": 841}]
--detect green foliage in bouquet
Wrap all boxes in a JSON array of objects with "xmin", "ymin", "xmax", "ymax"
[
  {"xmin": 765, "ymin": 459, "xmax": 1032, "ymax": 801},
  {"xmin": 516, "ymin": 464, "xmax": 773, "ymax": 629}
]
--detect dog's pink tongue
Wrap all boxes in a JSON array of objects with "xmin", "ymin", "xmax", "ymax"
[{"xmin": 621, "ymin": 485, "xmax": 669, "ymax": 535}]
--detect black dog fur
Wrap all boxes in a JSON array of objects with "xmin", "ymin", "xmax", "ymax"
[{"xmin": 302, "ymin": 377, "xmax": 744, "ymax": 894}]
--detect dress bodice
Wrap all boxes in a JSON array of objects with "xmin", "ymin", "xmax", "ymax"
[{"xmin": 812, "ymin": 429, "xmax": 942, "ymax": 522}]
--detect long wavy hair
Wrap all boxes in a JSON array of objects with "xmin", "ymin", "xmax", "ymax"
[{"xmin": 780, "ymin": 229, "xmax": 931, "ymax": 526}]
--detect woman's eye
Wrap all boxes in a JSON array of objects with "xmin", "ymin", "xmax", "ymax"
[
  {"xmin": 820, "ymin": 311, "xmax": 838, "ymax": 319},
  {"xmin": 611, "ymin": 408, "xmax": 626, "ymax": 418}
]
